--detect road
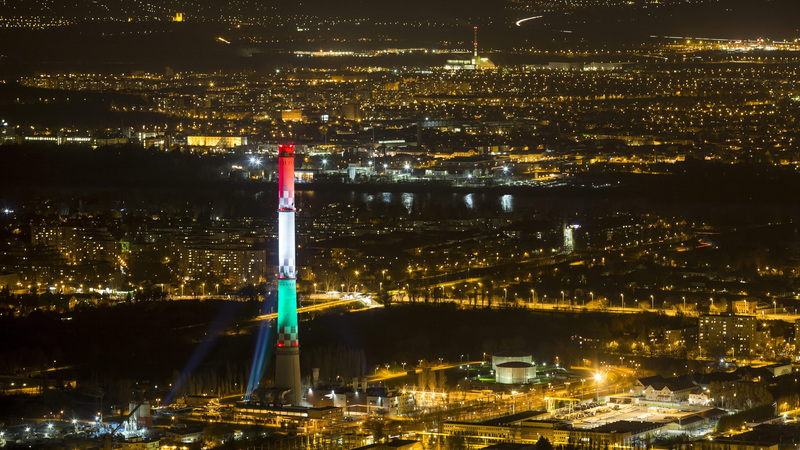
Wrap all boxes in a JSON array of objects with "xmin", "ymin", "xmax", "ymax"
[
  {"xmin": 253, "ymin": 298, "xmax": 374, "ymax": 322},
  {"xmin": 369, "ymin": 361, "xmax": 485, "ymax": 382}
]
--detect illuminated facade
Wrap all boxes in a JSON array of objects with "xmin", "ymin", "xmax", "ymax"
[
  {"xmin": 182, "ymin": 245, "xmax": 266, "ymax": 285},
  {"xmin": 186, "ymin": 136, "xmax": 245, "ymax": 147},
  {"xmin": 31, "ymin": 225, "xmax": 117, "ymax": 265},
  {"xmin": 275, "ymin": 143, "xmax": 302, "ymax": 405},
  {"xmin": 281, "ymin": 110, "xmax": 303, "ymax": 122}
]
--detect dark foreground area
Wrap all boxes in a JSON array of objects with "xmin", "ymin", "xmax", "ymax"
[{"xmin": 0, "ymin": 301, "xmax": 695, "ymax": 419}]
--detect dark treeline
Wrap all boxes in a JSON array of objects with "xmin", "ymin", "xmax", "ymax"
[
  {"xmin": 301, "ymin": 304, "xmax": 695, "ymax": 374},
  {"xmin": 0, "ymin": 300, "xmax": 261, "ymax": 418},
  {"xmin": 0, "ymin": 300, "xmax": 694, "ymax": 386},
  {"xmin": 0, "ymin": 144, "xmax": 239, "ymax": 189},
  {"xmin": 301, "ymin": 343, "xmax": 368, "ymax": 382},
  {"xmin": 0, "ymin": 300, "xmax": 704, "ymax": 418},
  {"xmin": 716, "ymin": 403, "xmax": 776, "ymax": 432},
  {"xmin": 0, "ymin": 300, "xmax": 260, "ymax": 380}
]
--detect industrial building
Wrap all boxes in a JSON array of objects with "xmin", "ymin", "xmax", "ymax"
[
  {"xmin": 693, "ymin": 424, "xmax": 800, "ymax": 450},
  {"xmin": 492, "ymin": 351, "xmax": 536, "ymax": 384},
  {"xmin": 444, "ymin": 27, "xmax": 495, "ymax": 70},
  {"xmin": 442, "ymin": 412, "xmax": 670, "ymax": 447},
  {"xmin": 233, "ymin": 404, "xmax": 342, "ymax": 427}
]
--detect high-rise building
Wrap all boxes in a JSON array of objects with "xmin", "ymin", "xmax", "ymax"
[
  {"xmin": 182, "ymin": 244, "xmax": 266, "ymax": 285},
  {"xmin": 699, "ymin": 313, "xmax": 756, "ymax": 358},
  {"xmin": 31, "ymin": 225, "xmax": 117, "ymax": 265},
  {"xmin": 274, "ymin": 143, "xmax": 302, "ymax": 405},
  {"xmin": 794, "ymin": 319, "xmax": 800, "ymax": 356}
]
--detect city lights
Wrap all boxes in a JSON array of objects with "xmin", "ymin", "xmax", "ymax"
[{"xmin": 2, "ymin": 1, "xmax": 800, "ymax": 448}]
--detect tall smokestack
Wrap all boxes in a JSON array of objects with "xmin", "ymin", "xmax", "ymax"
[
  {"xmin": 473, "ymin": 26, "xmax": 478, "ymax": 59},
  {"xmin": 275, "ymin": 143, "xmax": 302, "ymax": 405}
]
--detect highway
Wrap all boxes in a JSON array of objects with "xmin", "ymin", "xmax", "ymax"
[
  {"xmin": 370, "ymin": 361, "xmax": 484, "ymax": 382},
  {"xmin": 253, "ymin": 297, "xmax": 374, "ymax": 322}
]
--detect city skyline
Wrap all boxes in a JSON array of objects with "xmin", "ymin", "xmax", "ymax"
[{"xmin": 3, "ymin": 1, "xmax": 800, "ymax": 449}]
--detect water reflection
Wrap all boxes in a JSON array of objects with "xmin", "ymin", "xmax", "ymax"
[
  {"xmin": 500, "ymin": 194, "xmax": 513, "ymax": 213},
  {"xmin": 401, "ymin": 193, "xmax": 414, "ymax": 214},
  {"xmin": 299, "ymin": 190, "xmax": 520, "ymax": 216},
  {"xmin": 464, "ymin": 193, "xmax": 475, "ymax": 211}
]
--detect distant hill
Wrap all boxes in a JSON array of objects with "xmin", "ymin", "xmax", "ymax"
[
  {"xmin": 0, "ymin": 0, "xmax": 798, "ymax": 76},
  {"xmin": 2, "ymin": 0, "xmax": 798, "ymax": 27}
]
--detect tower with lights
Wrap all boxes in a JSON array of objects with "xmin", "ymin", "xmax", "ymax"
[{"xmin": 275, "ymin": 143, "xmax": 302, "ymax": 405}]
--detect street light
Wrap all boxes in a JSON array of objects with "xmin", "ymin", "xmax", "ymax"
[
  {"xmin": 621, "ymin": 293, "xmax": 624, "ymax": 311},
  {"xmin": 561, "ymin": 290, "xmax": 565, "ymax": 306},
  {"xmin": 650, "ymin": 294, "xmax": 654, "ymax": 309}
]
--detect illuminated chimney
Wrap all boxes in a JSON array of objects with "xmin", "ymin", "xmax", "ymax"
[
  {"xmin": 474, "ymin": 26, "xmax": 478, "ymax": 59},
  {"xmin": 275, "ymin": 143, "xmax": 302, "ymax": 405}
]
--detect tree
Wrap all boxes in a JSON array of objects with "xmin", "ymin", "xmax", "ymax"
[
  {"xmin": 408, "ymin": 285, "xmax": 420, "ymax": 303},
  {"xmin": 375, "ymin": 290, "xmax": 392, "ymax": 308},
  {"xmin": 431, "ymin": 286, "xmax": 442, "ymax": 304},
  {"xmin": 436, "ymin": 370, "xmax": 448, "ymax": 391},
  {"xmin": 418, "ymin": 367, "xmax": 431, "ymax": 391},
  {"xmin": 237, "ymin": 283, "xmax": 258, "ymax": 302},
  {"xmin": 363, "ymin": 410, "xmax": 391, "ymax": 442},
  {"xmin": 342, "ymin": 270, "xmax": 357, "ymax": 293},
  {"xmin": 319, "ymin": 270, "xmax": 338, "ymax": 293},
  {"xmin": 535, "ymin": 437, "xmax": 554, "ymax": 450}
]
